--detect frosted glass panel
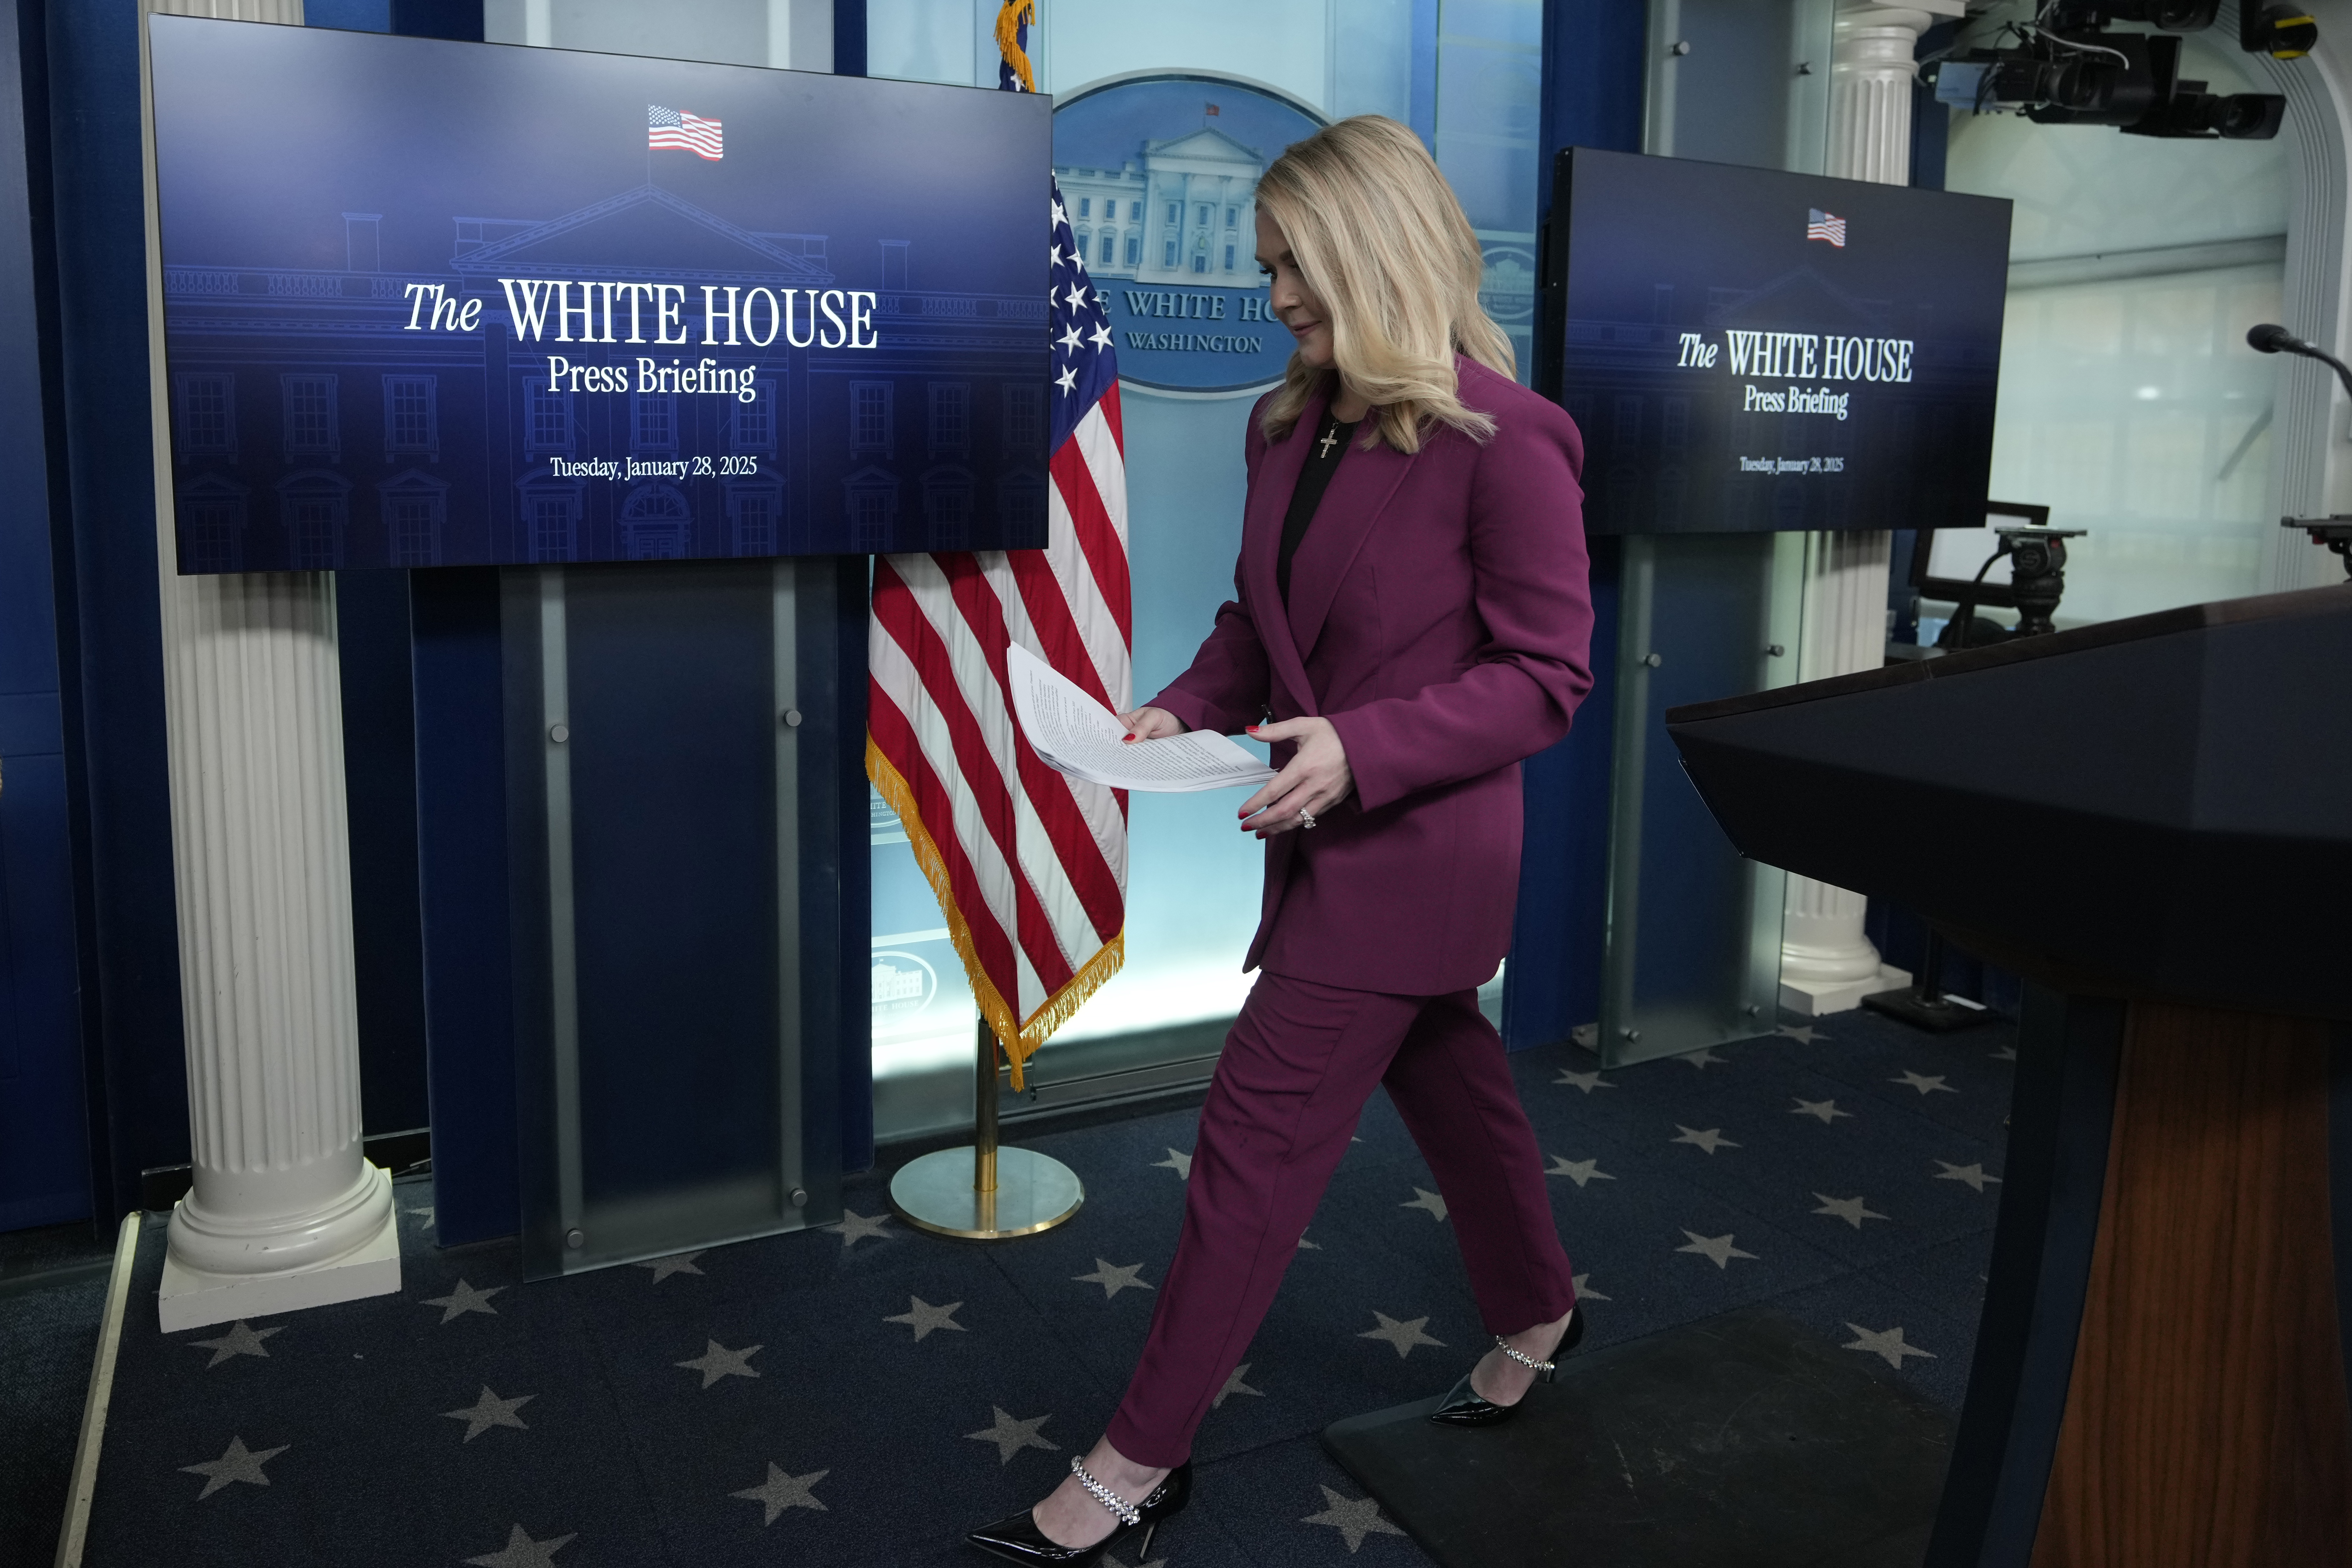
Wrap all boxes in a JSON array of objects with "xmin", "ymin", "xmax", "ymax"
[
  {"xmin": 1975, "ymin": 267, "xmax": 2281, "ymax": 624},
  {"xmin": 1435, "ymin": 0, "xmax": 1541, "ymax": 380},
  {"xmin": 868, "ymin": 0, "xmax": 997, "ymax": 88}
]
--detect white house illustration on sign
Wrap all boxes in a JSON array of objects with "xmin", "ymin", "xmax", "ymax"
[{"xmin": 1056, "ymin": 126, "xmax": 1265, "ymax": 286}]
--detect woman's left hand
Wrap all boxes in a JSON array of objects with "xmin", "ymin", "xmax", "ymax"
[{"xmin": 1238, "ymin": 717, "xmax": 1353, "ymax": 838}]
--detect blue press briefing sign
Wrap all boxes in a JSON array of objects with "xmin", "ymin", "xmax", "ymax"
[
  {"xmin": 151, "ymin": 16, "xmax": 1050, "ymax": 572},
  {"xmin": 1552, "ymin": 148, "xmax": 2010, "ymax": 535}
]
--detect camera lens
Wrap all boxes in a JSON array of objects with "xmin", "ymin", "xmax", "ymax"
[{"xmin": 2215, "ymin": 94, "xmax": 2287, "ymax": 139}]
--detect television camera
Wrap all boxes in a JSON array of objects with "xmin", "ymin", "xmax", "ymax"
[{"xmin": 1929, "ymin": 2, "xmax": 2312, "ymax": 141}]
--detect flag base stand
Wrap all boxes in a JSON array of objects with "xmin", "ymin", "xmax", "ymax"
[{"xmin": 889, "ymin": 1020, "xmax": 1085, "ymax": 1241}]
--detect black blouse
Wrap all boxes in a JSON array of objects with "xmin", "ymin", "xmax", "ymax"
[{"xmin": 1276, "ymin": 409, "xmax": 1360, "ymax": 604}]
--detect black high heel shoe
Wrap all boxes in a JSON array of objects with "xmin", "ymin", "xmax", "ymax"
[
  {"xmin": 1428, "ymin": 1305, "xmax": 1585, "ymax": 1428},
  {"xmin": 966, "ymin": 1456, "xmax": 1193, "ymax": 1565}
]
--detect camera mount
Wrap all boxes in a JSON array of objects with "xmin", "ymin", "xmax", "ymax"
[{"xmin": 1931, "ymin": 2, "xmax": 2305, "ymax": 141}]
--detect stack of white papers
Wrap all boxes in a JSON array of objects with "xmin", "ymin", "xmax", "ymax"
[{"xmin": 1006, "ymin": 644, "xmax": 1275, "ymax": 793}]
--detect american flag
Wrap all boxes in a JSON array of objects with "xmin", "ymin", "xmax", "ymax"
[
  {"xmin": 866, "ymin": 34, "xmax": 1130, "ymax": 1090},
  {"xmin": 648, "ymin": 104, "xmax": 723, "ymax": 160},
  {"xmin": 1806, "ymin": 208, "xmax": 1847, "ymax": 247}
]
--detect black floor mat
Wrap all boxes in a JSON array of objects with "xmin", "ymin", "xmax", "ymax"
[{"xmin": 1321, "ymin": 1307, "xmax": 1951, "ymax": 1568}]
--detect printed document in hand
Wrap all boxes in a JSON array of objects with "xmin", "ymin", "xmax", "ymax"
[{"xmin": 1006, "ymin": 644, "xmax": 1275, "ymax": 793}]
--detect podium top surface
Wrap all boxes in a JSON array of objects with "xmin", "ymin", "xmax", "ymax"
[
  {"xmin": 1667, "ymin": 583, "xmax": 2352, "ymax": 726},
  {"xmin": 1663, "ymin": 585, "xmax": 2352, "ymax": 1017}
]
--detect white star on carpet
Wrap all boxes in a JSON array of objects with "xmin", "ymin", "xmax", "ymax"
[
  {"xmin": 443, "ymin": 1386, "xmax": 534, "ymax": 1442},
  {"xmin": 420, "ymin": 1279, "xmax": 503, "ymax": 1323},
  {"xmin": 463, "ymin": 1524, "xmax": 576, "ymax": 1567},
  {"xmin": 1296, "ymin": 1230, "xmax": 1322, "ymax": 1250},
  {"xmin": 1573, "ymin": 1272, "xmax": 1611, "ymax": 1301},
  {"xmin": 179, "ymin": 1435, "xmax": 287, "ymax": 1498},
  {"xmin": 1934, "ymin": 1160, "xmax": 2001, "ymax": 1192},
  {"xmin": 1151, "ymin": 1148, "xmax": 1192, "ymax": 1179},
  {"xmin": 732, "ymin": 1462, "xmax": 829, "ymax": 1522},
  {"xmin": 405, "ymin": 1204, "xmax": 435, "ymax": 1224},
  {"xmin": 1671, "ymin": 1125, "xmax": 1740, "ymax": 1155},
  {"xmin": 1891, "ymin": 1070, "xmax": 1958, "ymax": 1096},
  {"xmin": 1400, "ymin": 1187, "xmax": 1448, "ymax": 1222},
  {"xmin": 1554, "ymin": 1069, "xmax": 1614, "ymax": 1093},
  {"xmin": 966, "ymin": 1406, "xmax": 1059, "ymax": 1464},
  {"xmin": 1679, "ymin": 1047, "xmax": 1727, "ymax": 1069},
  {"xmin": 1791, "ymin": 1097, "xmax": 1852, "ymax": 1124},
  {"xmin": 1991, "ymin": 1044, "xmax": 2018, "ymax": 1061},
  {"xmin": 634, "ymin": 1251, "xmax": 704, "ymax": 1282},
  {"xmin": 1213, "ymin": 1362, "xmax": 1263, "ymax": 1408},
  {"xmin": 1546, "ymin": 1155, "xmax": 1615, "ymax": 1189},
  {"xmin": 1358, "ymin": 1311, "xmax": 1444, "ymax": 1359},
  {"xmin": 1812, "ymin": 1194, "xmax": 1889, "ymax": 1229},
  {"xmin": 832, "ymin": 1209, "xmax": 892, "ymax": 1245},
  {"xmin": 1843, "ymin": 1323, "xmax": 1936, "ymax": 1369},
  {"xmin": 188, "ymin": 1320, "xmax": 281, "ymax": 1368},
  {"xmin": 1676, "ymin": 1230, "xmax": 1757, "ymax": 1269},
  {"xmin": 729, "ymin": 1457, "xmax": 832, "ymax": 1523},
  {"xmin": 1776, "ymin": 1024, "xmax": 1828, "ymax": 1044},
  {"xmin": 1073, "ymin": 1259, "xmax": 1152, "ymax": 1299},
  {"xmin": 885, "ymin": 1295, "xmax": 966, "ymax": 1340},
  {"xmin": 1301, "ymin": 1485, "xmax": 1407, "ymax": 1552},
  {"xmin": 675, "ymin": 1339, "xmax": 761, "ymax": 1388}
]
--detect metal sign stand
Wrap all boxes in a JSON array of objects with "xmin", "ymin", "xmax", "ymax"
[{"xmin": 888, "ymin": 1018, "xmax": 1085, "ymax": 1239}]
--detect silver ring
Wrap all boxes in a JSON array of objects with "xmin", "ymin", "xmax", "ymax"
[{"xmin": 1298, "ymin": 808, "xmax": 1318, "ymax": 830}]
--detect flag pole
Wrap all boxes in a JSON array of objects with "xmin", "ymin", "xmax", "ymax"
[
  {"xmin": 888, "ymin": 1016, "xmax": 1085, "ymax": 1240},
  {"xmin": 974, "ymin": 1016, "xmax": 999, "ymax": 1197}
]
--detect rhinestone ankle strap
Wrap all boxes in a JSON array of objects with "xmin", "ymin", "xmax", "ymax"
[
  {"xmin": 1495, "ymin": 1336, "xmax": 1555, "ymax": 1375},
  {"xmin": 1069, "ymin": 1457, "xmax": 1142, "ymax": 1528}
]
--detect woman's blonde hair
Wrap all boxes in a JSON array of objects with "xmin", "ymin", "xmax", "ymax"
[{"xmin": 1254, "ymin": 115, "xmax": 1514, "ymax": 454}]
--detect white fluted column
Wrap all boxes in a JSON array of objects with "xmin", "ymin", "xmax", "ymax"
[
  {"xmin": 147, "ymin": 0, "xmax": 398, "ymax": 1332},
  {"xmin": 1777, "ymin": 0, "xmax": 1960, "ymax": 1016}
]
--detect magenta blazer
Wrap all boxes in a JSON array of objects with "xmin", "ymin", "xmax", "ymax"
[{"xmin": 1147, "ymin": 355, "xmax": 1596, "ymax": 997}]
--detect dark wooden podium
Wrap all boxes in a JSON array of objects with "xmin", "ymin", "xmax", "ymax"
[{"xmin": 1666, "ymin": 585, "xmax": 2352, "ymax": 1568}]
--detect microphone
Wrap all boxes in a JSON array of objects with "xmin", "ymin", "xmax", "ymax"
[{"xmin": 2248, "ymin": 322, "xmax": 2352, "ymax": 402}]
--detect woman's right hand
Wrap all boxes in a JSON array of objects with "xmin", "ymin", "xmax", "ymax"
[{"xmin": 1119, "ymin": 706, "xmax": 1188, "ymax": 742}]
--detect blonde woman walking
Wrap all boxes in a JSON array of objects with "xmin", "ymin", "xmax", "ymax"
[{"xmin": 969, "ymin": 115, "xmax": 1595, "ymax": 1565}]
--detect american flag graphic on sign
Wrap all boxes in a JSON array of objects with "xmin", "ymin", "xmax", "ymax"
[
  {"xmin": 648, "ymin": 104, "xmax": 724, "ymax": 160},
  {"xmin": 865, "ymin": 20, "xmax": 1131, "ymax": 1090},
  {"xmin": 1806, "ymin": 208, "xmax": 1847, "ymax": 247}
]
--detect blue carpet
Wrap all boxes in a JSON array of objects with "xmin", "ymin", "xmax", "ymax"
[{"xmin": 77, "ymin": 1007, "xmax": 2011, "ymax": 1567}]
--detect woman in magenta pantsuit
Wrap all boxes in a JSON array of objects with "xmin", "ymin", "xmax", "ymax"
[{"xmin": 969, "ymin": 116, "xmax": 1595, "ymax": 1566}]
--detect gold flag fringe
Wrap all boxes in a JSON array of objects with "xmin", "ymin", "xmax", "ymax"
[{"xmin": 867, "ymin": 736, "xmax": 1124, "ymax": 1091}]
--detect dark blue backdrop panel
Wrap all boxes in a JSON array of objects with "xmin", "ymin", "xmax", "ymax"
[
  {"xmin": 1502, "ymin": 537, "xmax": 1617, "ymax": 1051},
  {"xmin": 421, "ymin": 557, "xmax": 869, "ymax": 1255},
  {"xmin": 806, "ymin": 556, "xmax": 870, "ymax": 1179},
  {"xmin": 566, "ymin": 562, "xmax": 782, "ymax": 1203},
  {"xmin": 1504, "ymin": 0, "xmax": 1645, "ymax": 1051},
  {"xmin": 148, "ymin": 16, "xmax": 1050, "ymax": 571},
  {"xmin": 337, "ymin": 570, "xmax": 432, "ymax": 1137},
  {"xmin": 410, "ymin": 566, "xmax": 517, "ymax": 1247},
  {"xmin": 37, "ymin": 0, "xmax": 191, "ymax": 1214},
  {"xmin": 0, "ymin": 0, "xmax": 89, "ymax": 1229}
]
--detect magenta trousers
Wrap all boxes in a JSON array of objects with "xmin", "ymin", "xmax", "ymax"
[{"xmin": 1104, "ymin": 971, "xmax": 1578, "ymax": 1468}]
